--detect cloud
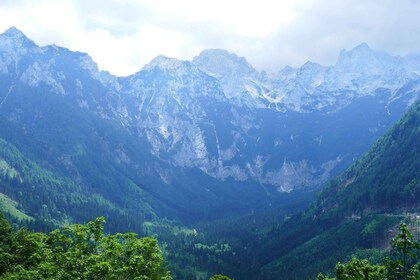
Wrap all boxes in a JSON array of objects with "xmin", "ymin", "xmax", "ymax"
[
  {"xmin": 1, "ymin": 0, "xmax": 420, "ymax": 76},
  {"xmin": 252, "ymin": 0, "xmax": 420, "ymax": 71}
]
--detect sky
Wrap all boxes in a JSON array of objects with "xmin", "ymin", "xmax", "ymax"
[{"xmin": 1, "ymin": 0, "xmax": 420, "ymax": 76}]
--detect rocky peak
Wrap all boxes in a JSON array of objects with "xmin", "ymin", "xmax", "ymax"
[
  {"xmin": 142, "ymin": 55, "xmax": 189, "ymax": 72},
  {"xmin": 0, "ymin": 26, "xmax": 37, "ymax": 52},
  {"xmin": 192, "ymin": 49, "xmax": 259, "ymax": 79},
  {"xmin": 335, "ymin": 42, "xmax": 398, "ymax": 74},
  {"xmin": 336, "ymin": 43, "xmax": 373, "ymax": 63}
]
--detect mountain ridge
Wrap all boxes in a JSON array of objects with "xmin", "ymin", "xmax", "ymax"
[
  {"xmin": 2, "ymin": 26, "xmax": 419, "ymax": 112},
  {"xmin": 0, "ymin": 27, "xmax": 419, "ymax": 226}
]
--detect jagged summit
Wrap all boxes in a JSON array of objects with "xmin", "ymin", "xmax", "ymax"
[
  {"xmin": 351, "ymin": 42, "xmax": 371, "ymax": 52},
  {"xmin": 0, "ymin": 26, "xmax": 37, "ymax": 49},
  {"xmin": 142, "ymin": 55, "xmax": 189, "ymax": 71},
  {"xmin": 2, "ymin": 26, "xmax": 27, "ymax": 37},
  {"xmin": 0, "ymin": 26, "xmax": 417, "ymax": 112},
  {"xmin": 192, "ymin": 48, "xmax": 258, "ymax": 79},
  {"xmin": 300, "ymin": 60, "xmax": 324, "ymax": 71},
  {"xmin": 193, "ymin": 48, "xmax": 249, "ymax": 63},
  {"xmin": 336, "ymin": 43, "xmax": 374, "ymax": 65},
  {"xmin": 337, "ymin": 42, "xmax": 372, "ymax": 57},
  {"xmin": 335, "ymin": 42, "xmax": 398, "ymax": 71},
  {"xmin": 194, "ymin": 48, "xmax": 247, "ymax": 65}
]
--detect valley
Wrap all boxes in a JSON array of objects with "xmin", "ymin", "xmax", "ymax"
[{"xmin": 0, "ymin": 27, "xmax": 419, "ymax": 279}]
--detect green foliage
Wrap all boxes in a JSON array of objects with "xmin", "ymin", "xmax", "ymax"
[
  {"xmin": 317, "ymin": 223, "xmax": 419, "ymax": 280},
  {"xmin": 0, "ymin": 193, "xmax": 33, "ymax": 221},
  {"xmin": 0, "ymin": 212, "xmax": 13, "ymax": 275},
  {"xmin": 386, "ymin": 223, "xmax": 420, "ymax": 280},
  {"xmin": 336, "ymin": 258, "xmax": 385, "ymax": 279},
  {"xmin": 256, "ymin": 215, "xmax": 401, "ymax": 280},
  {"xmin": 209, "ymin": 274, "xmax": 233, "ymax": 280},
  {"xmin": 314, "ymin": 101, "xmax": 420, "ymax": 224},
  {"xmin": 0, "ymin": 213, "xmax": 171, "ymax": 279}
]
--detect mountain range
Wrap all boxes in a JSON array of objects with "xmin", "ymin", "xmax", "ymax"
[{"xmin": 0, "ymin": 26, "xmax": 419, "ymax": 227}]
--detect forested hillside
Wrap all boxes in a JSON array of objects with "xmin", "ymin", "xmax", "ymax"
[
  {"xmin": 312, "ymin": 100, "xmax": 420, "ymax": 221},
  {"xmin": 0, "ymin": 138, "xmax": 151, "ymax": 234},
  {"xmin": 256, "ymin": 100, "xmax": 420, "ymax": 279}
]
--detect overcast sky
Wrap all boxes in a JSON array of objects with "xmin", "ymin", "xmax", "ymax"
[{"xmin": 1, "ymin": 0, "xmax": 419, "ymax": 76}]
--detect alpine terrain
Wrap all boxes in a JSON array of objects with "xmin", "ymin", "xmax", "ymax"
[
  {"xmin": 0, "ymin": 27, "xmax": 419, "ymax": 279},
  {"xmin": 0, "ymin": 26, "xmax": 419, "ymax": 227}
]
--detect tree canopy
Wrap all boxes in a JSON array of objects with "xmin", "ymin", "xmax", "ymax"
[{"xmin": 0, "ymin": 213, "xmax": 171, "ymax": 279}]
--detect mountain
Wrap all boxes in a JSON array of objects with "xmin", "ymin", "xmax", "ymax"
[
  {"xmin": 127, "ymin": 45, "xmax": 420, "ymax": 194},
  {"xmin": 0, "ymin": 27, "xmax": 419, "ymax": 228},
  {"xmin": 164, "ymin": 101, "xmax": 419, "ymax": 280},
  {"xmin": 267, "ymin": 43, "xmax": 419, "ymax": 112},
  {"xmin": 192, "ymin": 49, "xmax": 269, "ymax": 108}
]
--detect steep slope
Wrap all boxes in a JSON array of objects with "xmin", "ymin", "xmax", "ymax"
[
  {"xmin": 0, "ymin": 138, "xmax": 149, "ymax": 233},
  {"xmin": 0, "ymin": 27, "xmax": 177, "ymax": 225},
  {"xmin": 310, "ymin": 101, "xmax": 420, "ymax": 220},
  {"xmin": 257, "ymin": 101, "xmax": 420, "ymax": 279}
]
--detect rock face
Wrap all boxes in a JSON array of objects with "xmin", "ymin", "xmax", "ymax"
[{"xmin": 0, "ymin": 27, "xmax": 419, "ymax": 218}]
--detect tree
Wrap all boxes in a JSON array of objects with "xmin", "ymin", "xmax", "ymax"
[
  {"xmin": 317, "ymin": 257, "xmax": 386, "ymax": 280},
  {"xmin": 386, "ymin": 223, "xmax": 419, "ymax": 280},
  {"xmin": 0, "ymin": 215, "xmax": 172, "ymax": 279},
  {"xmin": 209, "ymin": 274, "xmax": 234, "ymax": 280},
  {"xmin": 0, "ymin": 213, "xmax": 14, "ymax": 274}
]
